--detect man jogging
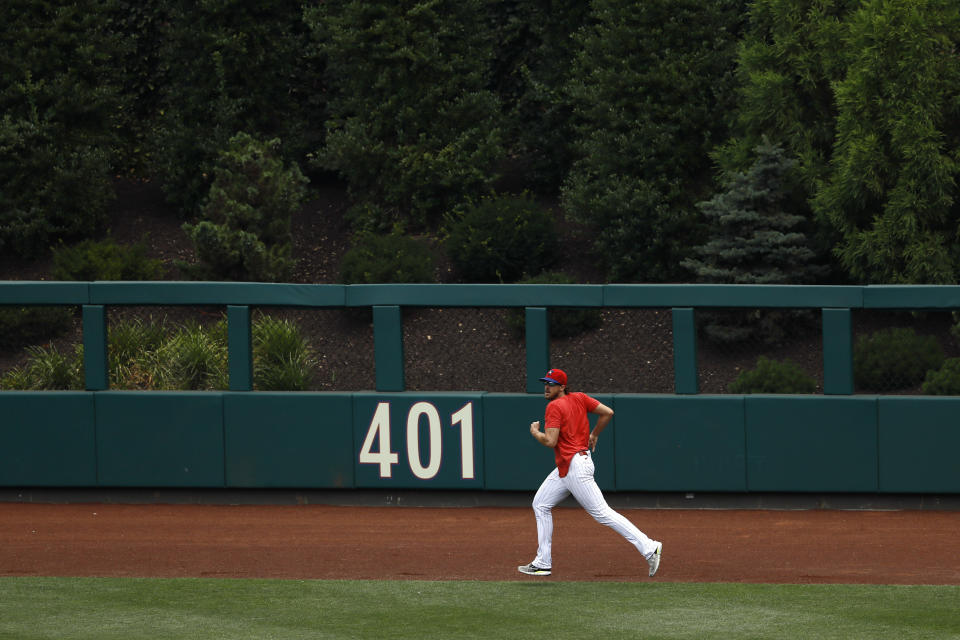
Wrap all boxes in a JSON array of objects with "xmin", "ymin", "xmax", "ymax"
[{"xmin": 518, "ymin": 368, "xmax": 662, "ymax": 578}]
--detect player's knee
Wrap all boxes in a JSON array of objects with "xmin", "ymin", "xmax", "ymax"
[
  {"xmin": 532, "ymin": 497, "xmax": 551, "ymax": 515},
  {"xmin": 586, "ymin": 506, "xmax": 614, "ymax": 525}
]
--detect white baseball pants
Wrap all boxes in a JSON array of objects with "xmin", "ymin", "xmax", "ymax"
[{"xmin": 531, "ymin": 451, "xmax": 659, "ymax": 569}]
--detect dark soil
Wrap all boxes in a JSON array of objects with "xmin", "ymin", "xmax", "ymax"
[{"xmin": 1, "ymin": 178, "xmax": 956, "ymax": 394}]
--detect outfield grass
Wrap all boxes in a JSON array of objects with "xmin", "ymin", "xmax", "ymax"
[{"xmin": 0, "ymin": 578, "xmax": 957, "ymax": 640}]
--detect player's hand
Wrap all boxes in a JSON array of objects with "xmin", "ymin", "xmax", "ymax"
[
  {"xmin": 588, "ymin": 432, "xmax": 598, "ymax": 451},
  {"xmin": 530, "ymin": 421, "xmax": 541, "ymax": 436}
]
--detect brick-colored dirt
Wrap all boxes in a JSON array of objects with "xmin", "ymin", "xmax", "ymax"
[{"xmin": 1, "ymin": 503, "xmax": 957, "ymax": 583}]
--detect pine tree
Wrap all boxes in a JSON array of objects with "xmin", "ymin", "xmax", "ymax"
[
  {"xmin": 683, "ymin": 141, "xmax": 827, "ymax": 343},
  {"xmin": 180, "ymin": 133, "xmax": 307, "ymax": 282},
  {"xmin": 684, "ymin": 141, "xmax": 825, "ymax": 285}
]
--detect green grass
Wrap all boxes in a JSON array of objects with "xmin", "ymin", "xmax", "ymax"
[{"xmin": 0, "ymin": 578, "xmax": 957, "ymax": 640}]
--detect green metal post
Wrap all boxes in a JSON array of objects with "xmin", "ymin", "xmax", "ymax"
[
  {"xmin": 82, "ymin": 304, "xmax": 108, "ymax": 390},
  {"xmin": 822, "ymin": 308, "xmax": 854, "ymax": 395},
  {"xmin": 525, "ymin": 307, "xmax": 550, "ymax": 393},
  {"xmin": 672, "ymin": 307, "xmax": 698, "ymax": 394},
  {"xmin": 374, "ymin": 305, "xmax": 405, "ymax": 392},
  {"xmin": 228, "ymin": 305, "xmax": 253, "ymax": 391}
]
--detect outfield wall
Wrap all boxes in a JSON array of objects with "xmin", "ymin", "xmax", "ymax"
[
  {"xmin": 2, "ymin": 282, "xmax": 959, "ymax": 494},
  {"xmin": 2, "ymin": 391, "xmax": 958, "ymax": 493}
]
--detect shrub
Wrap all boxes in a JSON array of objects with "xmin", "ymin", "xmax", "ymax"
[
  {"xmin": 922, "ymin": 358, "xmax": 960, "ymax": 396},
  {"xmin": 505, "ymin": 272, "xmax": 601, "ymax": 339},
  {"xmin": 444, "ymin": 193, "xmax": 558, "ymax": 283},
  {"xmin": 52, "ymin": 237, "xmax": 164, "ymax": 281},
  {"xmin": 340, "ymin": 231, "xmax": 436, "ymax": 284},
  {"xmin": 4, "ymin": 314, "xmax": 317, "ymax": 391},
  {"xmin": 153, "ymin": 321, "xmax": 229, "ymax": 390},
  {"xmin": 180, "ymin": 133, "xmax": 308, "ymax": 282},
  {"xmin": 253, "ymin": 315, "xmax": 316, "ymax": 391},
  {"xmin": 108, "ymin": 317, "xmax": 168, "ymax": 389},
  {"xmin": 0, "ymin": 306, "xmax": 74, "ymax": 351},
  {"xmin": 0, "ymin": 345, "xmax": 83, "ymax": 391},
  {"xmin": 728, "ymin": 356, "xmax": 817, "ymax": 394},
  {"xmin": 854, "ymin": 328, "xmax": 944, "ymax": 391}
]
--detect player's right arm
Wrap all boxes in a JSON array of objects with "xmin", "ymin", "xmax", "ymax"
[{"xmin": 530, "ymin": 421, "xmax": 560, "ymax": 448}]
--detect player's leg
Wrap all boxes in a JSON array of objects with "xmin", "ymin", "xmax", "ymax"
[
  {"xmin": 565, "ymin": 452, "xmax": 660, "ymax": 559},
  {"xmin": 529, "ymin": 468, "xmax": 568, "ymax": 569}
]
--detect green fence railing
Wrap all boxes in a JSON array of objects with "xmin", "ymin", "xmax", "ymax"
[{"xmin": 4, "ymin": 281, "xmax": 960, "ymax": 394}]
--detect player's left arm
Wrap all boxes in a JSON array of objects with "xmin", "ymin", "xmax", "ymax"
[{"xmin": 588, "ymin": 402, "xmax": 613, "ymax": 451}]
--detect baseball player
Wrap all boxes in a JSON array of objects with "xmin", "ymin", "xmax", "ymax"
[{"xmin": 518, "ymin": 368, "xmax": 662, "ymax": 577}]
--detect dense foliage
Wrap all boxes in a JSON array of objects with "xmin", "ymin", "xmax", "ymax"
[
  {"xmin": 562, "ymin": 0, "xmax": 746, "ymax": 282},
  {"xmin": 0, "ymin": 0, "xmax": 117, "ymax": 258},
  {"xmin": 153, "ymin": 1, "xmax": 322, "ymax": 214},
  {"xmin": 305, "ymin": 0, "xmax": 504, "ymax": 231},
  {"xmin": 4, "ymin": 0, "xmax": 960, "ymax": 286},
  {"xmin": 723, "ymin": 0, "xmax": 960, "ymax": 284}
]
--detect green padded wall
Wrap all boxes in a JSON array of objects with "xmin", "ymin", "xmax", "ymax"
[
  {"xmin": 0, "ymin": 392, "xmax": 96, "ymax": 486},
  {"xmin": 224, "ymin": 393, "xmax": 354, "ymax": 488},
  {"xmin": 613, "ymin": 395, "xmax": 746, "ymax": 491},
  {"xmin": 96, "ymin": 392, "xmax": 225, "ymax": 487},
  {"xmin": 481, "ymin": 394, "xmax": 554, "ymax": 491},
  {"xmin": 878, "ymin": 397, "xmax": 960, "ymax": 493},
  {"xmin": 745, "ymin": 396, "xmax": 878, "ymax": 492}
]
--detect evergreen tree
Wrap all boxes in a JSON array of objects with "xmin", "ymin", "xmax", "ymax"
[
  {"xmin": 486, "ymin": 0, "xmax": 590, "ymax": 190},
  {"xmin": 306, "ymin": 0, "xmax": 504, "ymax": 231},
  {"xmin": 683, "ymin": 141, "xmax": 825, "ymax": 285},
  {"xmin": 684, "ymin": 141, "xmax": 826, "ymax": 344},
  {"xmin": 101, "ymin": 1, "xmax": 172, "ymax": 176},
  {"xmin": 562, "ymin": 0, "xmax": 745, "ymax": 282},
  {"xmin": 180, "ymin": 133, "xmax": 308, "ymax": 282},
  {"xmin": 155, "ymin": 0, "xmax": 322, "ymax": 215},
  {"xmin": 0, "ymin": 0, "xmax": 118, "ymax": 257}
]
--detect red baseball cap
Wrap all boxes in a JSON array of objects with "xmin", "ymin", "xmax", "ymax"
[{"xmin": 539, "ymin": 368, "xmax": 567, "ymax": 386}]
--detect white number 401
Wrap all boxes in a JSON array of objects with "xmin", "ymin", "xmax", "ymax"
[{"xmin": 359, "ymin": 401, "xmax": 475, "ymax": 480}]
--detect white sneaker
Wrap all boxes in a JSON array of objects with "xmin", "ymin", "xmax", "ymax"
[
  {"xmin": 648, "ymin": 542, "xmax": 662, "ymax": 577},
  {"xmin": 518, "ymin": 563, "xmax": 551, "ymax": 576}
]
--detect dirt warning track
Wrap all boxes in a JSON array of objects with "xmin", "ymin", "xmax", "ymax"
[{"xmin": 1, "ymin": 503, "xmax": 957, "ymax": 584}]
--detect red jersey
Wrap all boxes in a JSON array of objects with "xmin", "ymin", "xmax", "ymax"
[{"xmin": 543, "ymin": 392, "xmax": 599, "ymax": 477}]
